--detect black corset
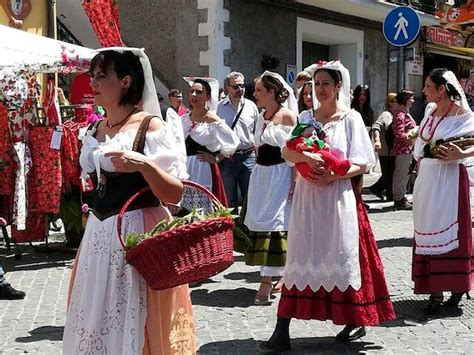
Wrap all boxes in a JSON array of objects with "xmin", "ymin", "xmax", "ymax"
[
  {"xmin": 256, "ymin": 144, "xmax": 285, "ymax": 166},
  {"xmin": 185, "ymin": 136, "xmax": 213, "ymax": 156}
]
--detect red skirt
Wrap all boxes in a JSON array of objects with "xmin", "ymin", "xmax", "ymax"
[
  {"xmin": 277, "ymin": 180, "xmax": 395, "ymax": 326},
  {"xmin": 412, "ymin": 165, "xmax": 473, "ymax": 294}
]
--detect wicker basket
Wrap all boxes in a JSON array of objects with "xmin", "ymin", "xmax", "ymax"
[
  {"xmin": 117, "ymin": 180, "xmax": 234, "ymax": 290},
  {"xmin": 431, "ymin": 137, "xmax": 474, "ymax": 156}
]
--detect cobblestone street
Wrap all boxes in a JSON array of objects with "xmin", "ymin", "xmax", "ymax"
[{"xmin": 1, "ymin": 174, "xmax": 473, "ymax": 354}]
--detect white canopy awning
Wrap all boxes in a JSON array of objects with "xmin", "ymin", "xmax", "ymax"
[{"xmin": 0, "ymin": 25, "xmax": 95, "ymax": 71}]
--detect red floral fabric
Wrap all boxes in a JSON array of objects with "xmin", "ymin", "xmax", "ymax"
[
  {"xmin": 0, "ymin": 103, "xmax": 14, "ymax": 196},
  {"xmin": 62, "ymin": 120, "xmax": 88, "ymax": 187},
  {"xmin": 28, "ymin": 127, "xmax": 62, "ymax": 214},
  {"xmin": 11, "ymin": 211, "xmax": 47, "ymax": 243},
  {"xmin": 82, "ymin": 0, "xmax": 123, "ymax": 47}
]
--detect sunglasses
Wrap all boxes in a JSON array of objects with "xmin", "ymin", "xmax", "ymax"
[{"xmin": 231, "ymin": 83, "xmax": 245, "ymax": 90}]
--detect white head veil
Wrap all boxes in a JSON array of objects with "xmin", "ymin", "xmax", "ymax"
[
  {"xmin": 96, "ymin": 47, "xmax": 162, "ymax": 118},
  {"xmin": 183, "ymin": 76, "xmax": 219, "ymax": 112},
  {"xmin": 304, "ymin": 60, "xmax": 351, "ymax": 110},
  {"xmin": 260, "ymin": 70, "xmax": 298, "ymax": 113},
  {"xmin": 442, "ymin": 70, "xmax": 472, "ymax": 112}
]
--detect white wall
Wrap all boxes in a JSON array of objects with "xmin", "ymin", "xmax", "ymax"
[{"xmin": 296, "ymin": 17, "xmax": 364, "ymax": 86}]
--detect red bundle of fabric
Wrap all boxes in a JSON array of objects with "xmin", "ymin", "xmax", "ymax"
[
  {"xmin": 82, "ymin": 0, "xmax": 123, "ymax": 47},
  {"xmin": 62, "ymin": 120, "xmax": 88, "ymax": 187},
  {"xmin": 0, "ymin": 103, "xmax": 14, "ymax": 196},
  {"xmin": 28, "ymin": 127, "xmax": 62, "ymax": 214},
  {"xmin": 11, "ymin": 211, "xmax": 47, "ymax": 243}
]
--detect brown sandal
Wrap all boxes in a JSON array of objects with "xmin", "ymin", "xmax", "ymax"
[
  {"xmin": 254, "ymin": 280, "xmax": 272, "ymax": 305},
  {"xmin": 271, "ymin": 280, "xmax": 283, "ymax": 294}
]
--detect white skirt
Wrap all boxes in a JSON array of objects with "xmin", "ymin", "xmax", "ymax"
[
  {"xmin": 244, "ymin": 162, "xmax": 292, "ymax": 232},
  {"xmin": 413, "ymin": 158, "xmax": 460, "ymax": 255}
]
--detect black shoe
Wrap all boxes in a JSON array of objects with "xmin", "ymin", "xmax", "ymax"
[
  {"xmin": 364, "ymin": 203, "xmax": 371, "ymax": 211},
  {"xmin": 259, "ymin": 318, "xmax": 291, "ymax": 353},
  {"xmin": 369, "ymin": 186, "xmax": 384, "ymax": 201},
  {"xmin": 393, "ymin": 198, "xmax": 412, "ymax": 210},
  {"xmin": 336, "ymin": 325, "xmax": 366, "ymax": 342},
  {"xmin": 424, "ymin": 295, "xmax": 443, "ymax": 315},
  {"xmin": 443, "ymin": 292, "xmax": 470, "ymax": 307},
  {"xmin": 0, "ymin": 284, "xmax": 26, "ymax": 300}
]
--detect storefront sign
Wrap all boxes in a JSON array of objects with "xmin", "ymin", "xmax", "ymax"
[
  {"xmin": 407, "ymin": 52, "xmax": 423, "ymax": 76},
  {"xmin": 426, "ymin": 26, "xmax": 464, "ymax": 47}
]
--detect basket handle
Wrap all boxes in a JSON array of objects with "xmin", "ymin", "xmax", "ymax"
[{"xmin": 116, "ymin": 180, "xmax": 223, "ymax": 250}]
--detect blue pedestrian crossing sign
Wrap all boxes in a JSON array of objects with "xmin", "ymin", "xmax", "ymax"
[{"xmin": 383, "ymin": 6, "xmax": 421, "ymax": 47}]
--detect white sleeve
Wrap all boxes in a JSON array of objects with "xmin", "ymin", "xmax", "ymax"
[
  {"xmin": 345, "ymin": 110, "xmax": 376, "ymax": 170},
  {"xmin": 413, "ymin": 105, "xmax": 436, "ymax": 160},
  {"xmin": 209, "ymin": 120, "xmax": 240, "ymax": 156},
  {"xmin": 144, "ymin": 126, "xmax": 189, "ymax": 180}
]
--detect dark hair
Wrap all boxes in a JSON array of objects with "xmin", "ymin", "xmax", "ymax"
[
  {"xmin": 168, "ymin": 89, "xmax": 182, "ymax": 98},
  {"xmin": 428, "ymin": 68, "xmax": 461, "ymax": 101},
  {"xmin": 314, "ymin": 68, "xmax": 342, "ymax": 86},
  {"xmin": 257, "ymin": 75, "xmax": 289, "ymax": 104},
  {"xmin": 192, "ymin": 79, "xmax": 212, "ymax": 97},
  {"xmin": 90, "ymin": 50, "xmax": 144, "ymax": 107},
  {"xmin": 396, "ymin": 90, "xmax": 414, "ymax": 106},
  {"xmin": 298, "ymin": 81, "xmax": 313, "ymax": 113},
  {"xmin": 351, "ymin": 84, "xmax": 374, "ymax": 126}
]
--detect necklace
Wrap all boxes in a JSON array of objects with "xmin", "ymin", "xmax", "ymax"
[
  {"xmin": 264, "ymin": 105, "xmax": 281, "ymax": 121},
  {"xmin": 105, "ymin": 107, "xmax": 137, "ymax": 129},
  {"xmin": 419, "ymin": 102, "xmax": 454, "ymax": 142}
]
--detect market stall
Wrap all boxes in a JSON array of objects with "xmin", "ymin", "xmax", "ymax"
[{"xmin": 0, "ymin": 25, "xmax": 96, "ymax": 255}]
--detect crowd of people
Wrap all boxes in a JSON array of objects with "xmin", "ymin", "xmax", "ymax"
[{"xmin": 1, "ymin": 46, "xmax": 472, "ymax": 355}]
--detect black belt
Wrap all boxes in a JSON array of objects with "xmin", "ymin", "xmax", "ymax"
[{"xmin": 234, "ymin": 147, "xmax": 254, "ymax": 155}]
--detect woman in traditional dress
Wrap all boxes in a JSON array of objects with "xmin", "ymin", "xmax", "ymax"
[
  {"xmin": 261, "ymin": 60, "xmax": 395, "ymax": 352},
  {"xmin": 181, "ymin": 77, "xmax": 239, "ymax": 207},
  {"xmin": 240, "ymin": 72, "xmax": 297, "ymax": 305},
  {"xmin": 63, "ymin": 49, "xmax": 196, "ymax": 354},
  {"xmin": 412, "ymin": 68, "xmax": 474, "ymax": 315}
]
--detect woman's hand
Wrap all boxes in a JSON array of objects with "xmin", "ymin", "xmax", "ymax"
[
  {"xmin": 435, "ymin": 143, "xmax": 467, "ymax": 161},
  {"xmin": 302, "ymin": 151, "xmax": 326, "ymax": 174},
  {"xmin": 307, "ymin": 169, "xmax": 338, "ymax": 187},
  {"xmin": 196, "ymin": 151, "xmax": 217, "ymax": 164},
  {"xmin": 104, "ymin": 150, "xmax": 149, "ymax": 173},
  {"xmin": 373, "ymin": 140, "xmax": 382, "ymax": 152}
]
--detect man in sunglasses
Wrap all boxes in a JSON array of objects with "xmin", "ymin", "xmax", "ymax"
[{"xmin": 216, "ymin": 72, "xmax": 259, "ymax": 214}]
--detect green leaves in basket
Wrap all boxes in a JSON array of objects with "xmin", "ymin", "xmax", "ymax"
[
  {"xmin": 126, "ymin": 233, "xmax": 148, "ymax": 249},
  {"xmin": 124, "ymin": 207, "xmax": 239, "ymax": 250}
]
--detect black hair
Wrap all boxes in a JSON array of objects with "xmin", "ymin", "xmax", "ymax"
[
  {"xmin": 298, "ymin": 81, "xmax": 313, "ymax": 113},
  {"xmin": 192, "ymin": 79, "xmax": 212, "ymax": 97},
  {"xmin": 257, "ymin": 75, "xmax": 289, "ymax": 104},
  {"xmin": 351, "ymin": 84, "xmax": 374, "ymax": 126},
  {"xmin": 314, "ymin": 68, "xmax": 342, "ymax": 86},
  {"xmin": 428, "ymin": 68, "xmax": 461, "ymax": 101},
  {"xmin": 396, "ymin": 90, "xmax": 414, "ymax": 106},
  {"xmin": 90, "ymin": 50, "xmax": 144, "ymax": 107}
]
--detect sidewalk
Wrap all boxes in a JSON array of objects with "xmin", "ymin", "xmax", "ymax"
[{"xmin": 0, "ymin": 173, "xmax": 473, "ymax": 354}]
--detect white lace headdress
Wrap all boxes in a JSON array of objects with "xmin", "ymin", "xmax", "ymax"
[
  {"xmin": 261, "ymin": 70, "xmax": 299, "ymax": 113},
  {"xmin": 183, "ymin": 76, "xmax": 219, "ymax": 112},
  {"xmin": 442, "ymin": 70, "xmax": 472, "ymax": 112},
  {"xmin": 96, "ymin": 47, "xmax": 162, "ymax": 118},
  {"xmin": 304, "ymin": 60, "xmax": 351, "ymax": 110}
]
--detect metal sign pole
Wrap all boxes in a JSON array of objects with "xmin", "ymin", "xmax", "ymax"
[{"xmin": 398, "ymin": 46, "xmax": 405, "ymax": 90}]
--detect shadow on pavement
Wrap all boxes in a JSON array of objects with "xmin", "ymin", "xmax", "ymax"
[
  {"xmin": 366, "ymin": 206, "xmax": 396, "ymax": 214},
  {"xmin": 15, "ymin": 326, "xmax": 64, "ymax": 343},
  {"xmin": 198, "ymin": 336, "xmax": 383, "ymax": 354},
  {"xmin": 377, "ymin": 237, "xmax": 412, "ymax": 249},
  {"xmin": 191, "ymin": 287, "xmax": 276, "ymax": 308},
  {"xmin": 0, "ymin": 245, "xmax": 76, "ymax": 272},
  {"xmin": 224, "ymin": 270, "xmax": 261, "ymax": 283}
]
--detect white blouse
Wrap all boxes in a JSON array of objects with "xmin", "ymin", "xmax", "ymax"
[{"xmin": 79, "ymin": 121, "xmax": 189, "ymax": 185}]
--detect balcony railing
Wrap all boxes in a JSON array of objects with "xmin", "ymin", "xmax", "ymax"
[{"xmin": 384, "ymin": 0, "xmax": 439, "ymax": 15}]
